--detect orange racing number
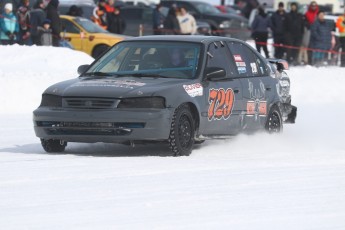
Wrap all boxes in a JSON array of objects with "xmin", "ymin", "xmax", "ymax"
[{"xmin": 208, "ymin": 88, "xmax": 235, "ymax": 120}]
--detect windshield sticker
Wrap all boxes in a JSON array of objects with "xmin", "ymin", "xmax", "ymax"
[
  {"xmin": 208, "ymin": 88, "xmax": 235, "ymax": 121},
  {"xmin": 250, "ymin": 63, "xmax": 258, "ymax": 74},
  {"xmin": 234, "ymin": 55, "xmax": 242, "ymax": 62},
  {"xmin": 183, "ymin": 83, "xmax": 203, "ymax": 97},
  {"xmin": 72, "ymin": 80, "xmax": 146, "ymax": 89}
]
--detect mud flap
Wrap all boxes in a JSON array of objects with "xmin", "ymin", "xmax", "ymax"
[{"xmin": 284, "ymin": 105, "xmax": 297, "ymax": 124}]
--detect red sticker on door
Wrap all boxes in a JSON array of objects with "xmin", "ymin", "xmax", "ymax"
[{"xmin": 208, "ymin": 88, "xmax": 235, "ymax": 121}]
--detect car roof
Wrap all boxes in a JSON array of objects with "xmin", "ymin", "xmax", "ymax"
[{"xmin": 125, "ymin": 35, "xmax": 245, "ymax": 44}]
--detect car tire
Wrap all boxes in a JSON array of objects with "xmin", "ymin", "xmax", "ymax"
[
  {"xmin": 41, "ymin": 139, "xmax": 67, "ymax": 153},
  {"xmin": 265, "ymin": 105, "xmax": 283, "ymax": 133},
  {"xmin": 92, "ymin": 45, "xmax": 109, "ymax": 59},
  {"xmin": 168, "ymin": 104, "xmax": 195, "ymax": 156}
]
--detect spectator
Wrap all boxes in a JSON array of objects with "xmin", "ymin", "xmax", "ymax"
[
  {"xmin": 336, "ymin": 9, "xmax": 345, "ymax": 67},
  {"xmin": 270, "ymin": 2, "xmax": 287, "ymax": 59},
  {"xmin": 251, "ymin": 6, "xmax": 270, "ymax": 58},
  {"xmin": 66, "ymin": 5, "xmax": 83, "ymax": 17},
  {"xmin": 107, "ymin": 8, "xmax": 126, "ymax": 34},
  {"xmin": 46, "ymin": 0, "xmax": 61, "ymax": 47},
  {"xmin": 163, "ymin": 7, "xmax": 180, "ymax": 35},
  {"xmin": 310, "ymin": 11, "xmax": 333, "ymax": 66},
  {"xmin": 16, "ymin": 0, "xmax": 31, "ymax": 45},
  {"xmin": 104, "ymin": 0, "xmax": 115, "ymax": 14},
  {"xmin": 177, "ymin": 6, "xmax": 197, "ymax": 35},
  {"xmin": 92, "ymin": 0, "xmax": 107, "ymax": 29},
  {"xmin": 0, "ymin": 3, "xmax": 19, "ymax": 45},
  {"xmin": 30, "ymin": 0, "xmax": 46, "ymax": 46},
  {"xmin": 302, "ymin": 1, "xmax": 319, "ymax": 65},
  {"xmin": 152, "ymin": 4, "xmax": 164, "ymax": 35},
  {"xmin": 242, "ymin": 0, "xmax": 259, "ymax": 19},
  {"xmin": 285, "ymin": 2, "xmax": 304, "ymax": 65},
  {"xmin": 38, "ymin": 19, "xmax": 52, "ymax": 46}
]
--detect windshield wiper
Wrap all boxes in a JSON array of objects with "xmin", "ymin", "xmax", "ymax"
[
  {"xmin": 83, "ymin": 72, "xmax": 116, "ymax": 77},
  {"xmin": 120, "ymin": 73, "xmax": 170, "ymax": 78}
]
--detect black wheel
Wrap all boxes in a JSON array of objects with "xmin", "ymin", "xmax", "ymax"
[
  {"xmin": 41, "ymin": 139, "xmax": 67, "ymax": 153},
  {"xmin": 92, "ymin": 45, "xmax": 109, "ymax": 59},
  {"xmin": 265, "ymin": 105, "xmax": 283, "ymax": 133},
  {"xmin": 168, "ymin": 104, "xmax": 195, "ymax": 156}
]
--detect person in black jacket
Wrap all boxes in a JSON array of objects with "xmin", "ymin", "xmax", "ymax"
[
  {"xmin": 270, "ymin": 2, "xmax": 287, "ymax": 59},
  {"xmin": 30, "ymin": 0, "xmax": 46, "ymax": 45},
  {"xmin": 107, "ymin": 8, "xmax": 126, "ymax": 34},
  {"xmin": 163, "ymin": 7, "xmax": 180, "ymax": 35},
  {"xmin": 251, "ymin": 6, "xmax": 271, "ymax": 58},
  {"xmin": 46, "ymin": 0, "xmax": 61, "ymax": 47},
  {"xmin": 285, "ymin": 2, "xmax": 304, "ymax": 65}
]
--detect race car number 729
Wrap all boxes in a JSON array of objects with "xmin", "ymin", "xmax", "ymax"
[{"xmin": 208, "ymin": 88, "xmax": 235, "ymax": 120}]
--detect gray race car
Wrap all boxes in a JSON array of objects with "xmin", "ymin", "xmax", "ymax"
[{"xmin": 33, "ymin": 35, "xmax": 297, "ymax": 156}]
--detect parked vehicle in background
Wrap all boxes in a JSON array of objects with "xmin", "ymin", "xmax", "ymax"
[
  {"xmin": 120, "ymin": 5, "xmax": 211, "ymax": 36},
  {"xmin": 215, "ymin": 5, "xmax": 243, "ymax": 16},
  {"xmin": 58, "ymin": 0, "xmax": 96, "ymax": 20},
  {"xmin": 160, "ymin": 0, "xmax": 250, "ymax": 40},
  {"xmin": 33, "ymin": 35, "xmax": 297, "ymax": 156},
  {"xmin": 60, "ymin": 15, "xmax": 127, "ymax": 58}
]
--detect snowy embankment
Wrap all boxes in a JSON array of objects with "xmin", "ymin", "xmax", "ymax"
[{"xmin": 0, "ymin": 45, "xmax": 345, "ymax": 229}]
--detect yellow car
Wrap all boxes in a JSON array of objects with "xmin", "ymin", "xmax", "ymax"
[{"xmin": 60, "ymin": 15, "xmax": 127, "ymax": 58}]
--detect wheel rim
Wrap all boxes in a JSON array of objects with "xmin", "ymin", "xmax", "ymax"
[
  {"xmin": 178, "ymin": 114, "xmax": 192, "ymax": 148},
  {"xmin": 268, "ymin": 111, "xmax": 281, "ymax": 133}
]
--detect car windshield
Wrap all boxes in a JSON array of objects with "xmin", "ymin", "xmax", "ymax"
[
  {"xmin": 74, "ymin": 18, "xmax": 108, "ymax": 33},
  {"xmin": 85, "ymin": 41, "xmax": 202, "ymax": 79},
  {"xmin": 193, "ymin": 2, "xmax": 220, "ymax": 14}
]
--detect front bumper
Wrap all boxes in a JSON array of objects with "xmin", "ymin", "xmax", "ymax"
[{"xmin": 33, "ymin": 107, "xmax": 174, "ymax": 143}]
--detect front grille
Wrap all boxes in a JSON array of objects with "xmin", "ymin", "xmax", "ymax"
[{"xmin": 63, "ymin": 98, "xmax": 119, "ymax": 109}]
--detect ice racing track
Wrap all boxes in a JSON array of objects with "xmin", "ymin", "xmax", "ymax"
[{"xmin": 0, "ymin": 46, "xmax": 345, "ymax": 229}]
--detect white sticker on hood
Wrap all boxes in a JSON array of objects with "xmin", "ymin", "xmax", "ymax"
[
  {"xmin": 72, "ymin": 80, "xmax": 146, "ymax": 89},
  {"xmin": 183, "ymin": 83, "xmax": 203, "ymax": 97}
]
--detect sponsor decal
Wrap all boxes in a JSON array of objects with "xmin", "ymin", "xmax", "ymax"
[
  {"xmin": 246, "ymin": 80, "xmax": 267, "ymax": 120},
  {"xmin": 246, "ymin": 100, "xmax": 267, "ymax": 116},
  {"xmin": 233, "ymin": 55, "xmax": 242, "ymax": 61},
  {"xmin": 238, "ymin": 67, "xmax": 246, "ymax": 74},
  {"xmin": 183, "ymin": 83, "xmax": 203, "ymax": 97},
  {"xmin": 72, "ymin": 80, "xmax": 146, "ymax": 89},
  {"xmin": 235, "ymin": 61, "xmax": 246, "ymax": 67},
  {"xmin": 250, "ymin": 63, "xmax": 258, "ymax": 74},
  {"xmin": 208, "ymin": 88, "xmax": 235, "ymax": 121}
]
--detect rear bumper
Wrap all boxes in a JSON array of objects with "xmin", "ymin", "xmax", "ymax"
[{"xmin": 33, "ymin": 107, "xmax": 174, "ymax": 143}]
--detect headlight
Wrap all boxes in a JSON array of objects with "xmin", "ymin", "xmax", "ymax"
[
  {"xmin": 40, "ymin": 94, "xmax": 62, "ymax": 107},
  {"xmin": 117, "ymin": 97, "xmax": 165, "ymax": 109},
  {"xmin": 219, "ymin": 20, "xmax": 232, "ymax": 29}
]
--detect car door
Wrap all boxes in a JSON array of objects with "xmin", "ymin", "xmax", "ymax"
[
  {"xmin": 200, "ymin": 40, "xmax": 243, "ymax": 136},
  {"xmin": 60, "ymin": 18, "xmax": 84, "ymax": 51},
  {"xmin": 227, "ymin": 41, "xmax": 274, "ymax": 130}
]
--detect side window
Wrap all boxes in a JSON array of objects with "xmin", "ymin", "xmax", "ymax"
[
  {"xmin": 206, "ymin": 41, "xmax": 238, "ymax": 78},
  {"xmin": 227, "ymin": 41, "xmax": 267, "ymax": 77},
  {"xmin": 61, "ymin": 19, "xmax": 80, "ymax": 34}
]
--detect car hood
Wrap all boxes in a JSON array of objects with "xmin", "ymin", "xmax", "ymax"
[{"xmin": 46, "ymin": 77, "xmax": 193, "ymax": 98}]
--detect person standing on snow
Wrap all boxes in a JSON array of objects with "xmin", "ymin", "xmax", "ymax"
[
  {"xmin": 0, "ymin": 3, "xmax": 19, "ymax": 45},
  {"xmin": 16, "ymin": 0, "xmax": 31, "ymax": 45},
  {"xmin": 310, "ymin": 11, "xmax": 333, "ymax": 66},
  {"xmin": 336, "ymin": 9, "xmax": 345, "ymax": 67},
  {"xmin": 177, "ymin": 7, "xmax": 197, "ymax": 35},
  {"xmin": 46, "ymin": 0, "xmax": 61, "ymax": 47},
  {"xmin": 285, "ymin": 2, "xmax": 304, "ymax": 65},
  {"xmin": 270, "ymin": 2, "xmax": 287, "ymax": 59},
  {"xmin": 251, "ymin": 6, "xmax": 270, "ymax": 58},
  {"xmin": 30, "ymin": 0, "xmax": 46, "ymax": 46},
  {"xmin": 302, "ymin": 1, "xmax": 319, "ymax": 65}
]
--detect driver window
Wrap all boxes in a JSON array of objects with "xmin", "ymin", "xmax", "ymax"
[{"xmin": 61, "ymin": 19, "xmax": 80, "ymax": 34}]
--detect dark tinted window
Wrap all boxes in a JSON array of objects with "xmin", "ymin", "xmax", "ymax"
[
  {"xmin": 61, "ymin": 19, "xmax": 80, "ymax": 34},
  {"xmin": 206, "ymin": 41, "xmax": 237, "ymax": 78},
  {"xmin": 227, "ymin": 41, "xmax": 268, "ymax": 77}
]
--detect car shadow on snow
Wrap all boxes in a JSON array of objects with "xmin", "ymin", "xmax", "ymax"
[{"xmin": 0, "ymin": 142, "xmax": 204, "ymax": 157}]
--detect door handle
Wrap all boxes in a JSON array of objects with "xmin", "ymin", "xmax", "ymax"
[
  {"xmin": 265, "ymin": 85, "xmax": 271, "ymax": 91},
  {"xmin": 233, "ymin": 88, "xmax": 240, "ymax": 94}
]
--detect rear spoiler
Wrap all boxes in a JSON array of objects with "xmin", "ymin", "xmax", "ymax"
[{"xmin": 267, "ymin": 59, "xmax": 289, "ymax": 72}]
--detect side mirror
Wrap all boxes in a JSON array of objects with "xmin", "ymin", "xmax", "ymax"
[
  {"xmin": 77, "ymin": 64, "xmax": 90, "ymax": 75},
  {"xmin": 206, "ymin": 67, "xmax": 226, "ymax": 80}
]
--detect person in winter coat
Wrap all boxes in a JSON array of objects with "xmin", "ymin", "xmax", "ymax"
[
  {"xmin": 46, "ymin": 0, "xmax": 61, "ymax": 47},
  {"xmin": 336, "ymin": 10, "xmax": 345, "ymax": 67},
  {"xmin": 16, "ymin": 0, "xmax": 31, "ymax": 45},
  {"xmin": 163, "ymin": 7, "xmax": 180, "ymax": 35},
  {"xmin": 30, "ymin": 0, "xmax": 46, "ymax": 45},
  {"xmin": 310, "ymin": 11, "xmax": 333, "ymax": 66},
  {"xmin": 107, "ymin": 8, "xmax": 126, "ymax": 34},
  {"xmin": 270, "ymin": 2, "xmax": 287, "ymax": 59},
  {"xmin": 0, "ymin": 3, "xmax": 19, "ymax": 45},
  {"xmin": 152, "ymin": 4, "xmax": 164, "ymax": 35},
  {"xmin": 302, "ymin": 1, "xmax": 319, "ymax": 65},
  {"xmin": 251, "ymin": 6, "xmax": 270, "ymax": 58},
  {"xmin": 285, "ymin": 2, "xmax": 304, "ymax": 65},
  {"xmin": 38, "ymin": 19, "xmax": 52, "ymax": 46},
  {"xmin": 177, "ymin": 7, "xmax": 196, "ymax": 35},
  {"xmin": 92, "ymin": 0, "xmax": 107, "ymax": 30}
]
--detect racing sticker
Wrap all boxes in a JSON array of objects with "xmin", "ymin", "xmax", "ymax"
[
  {"xmin": 235, "ymin": 61, "xmax": 246, "ymax": 67},
  {"xmin": 208, "ymin": 88, "xmax": 235, "ymax": 121},
  {"xmin": 250, "ymin": 63, "xmax": 258, "ymax": 74},
  {"xmin": 247, "ymin": 100, "xmax": 267, "ymax": 116},
  {"xmin": 238, "ymin": 67, "xmax": 246, "ymax": 74},
  {"xmin": 72, "ymin": 80, "xmax": 146, "ymax": 89},
  {"xmin": 183, "ymin": 83, "xmax": 203, "ymax": 97},
  {"xmin": 233, "ymin": 55, "xmax": 242, "ymax": 62}
]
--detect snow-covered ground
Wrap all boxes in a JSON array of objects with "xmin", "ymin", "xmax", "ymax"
[{"xmin": 0, "ymin": 44, "xmax": 345, "ymax": 230}]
